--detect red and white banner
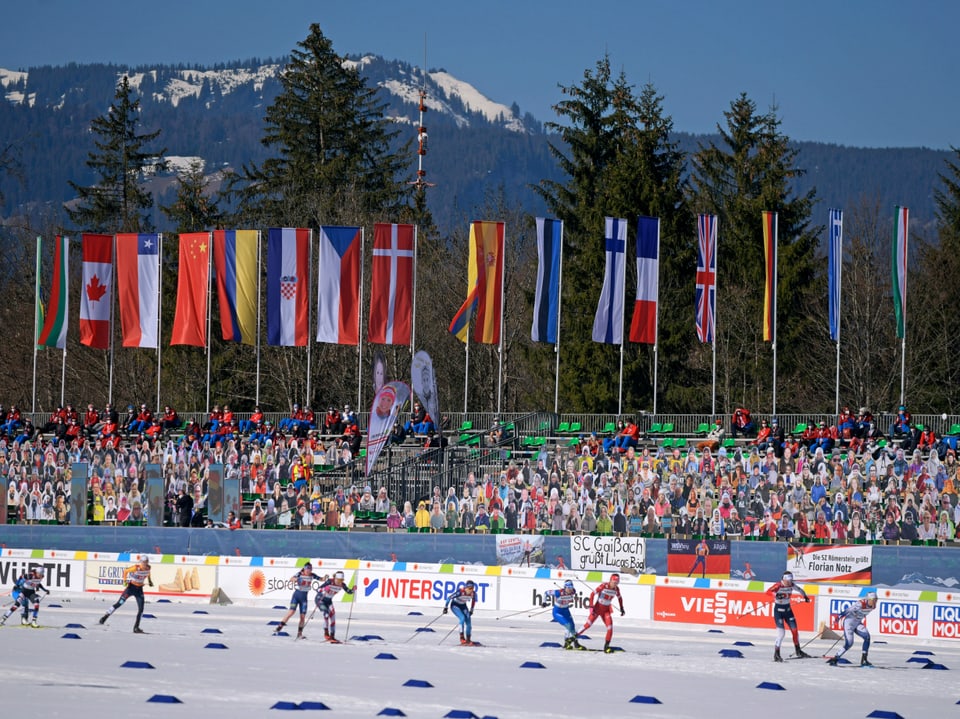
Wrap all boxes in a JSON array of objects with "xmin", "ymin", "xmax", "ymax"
[
  {"xmin": 786, "ymin": 544, "xmax": 873, "ymax": 584},
  {"xmin": 368, "ymin": 223, "xmax": 414, "ymax": 345},
  {"xmin": 79, "ymin": 233, "xmax": 113, "ymax": 348},
  {"xmin": 654, "ymin": 586, "xmax": 815, "ymax": 630}
]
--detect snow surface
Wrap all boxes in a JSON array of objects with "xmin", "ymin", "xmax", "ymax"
[{"xmin": 3, "ymin": 596, "xmax": 957, "ymax": 718}]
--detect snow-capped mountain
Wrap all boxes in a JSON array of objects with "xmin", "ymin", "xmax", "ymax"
[{"xmin": 0, "ymin": 54, "xmax": 532, "ymax": 134}]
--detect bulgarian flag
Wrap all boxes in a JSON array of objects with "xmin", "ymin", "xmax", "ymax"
[
  {"xmin": 37, "ymin": 235, "xmax": 69, "ymax": 349},
  {"xmin": 892, "ymin": 206, "xmax": 909, "ymax": 339}
]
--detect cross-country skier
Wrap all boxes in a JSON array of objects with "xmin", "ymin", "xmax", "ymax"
[
  {"xmin": 1, "ymin": 567, "xmax": 49, "ymax": 627},
  {"xmin": 578, "ymin": 573, "xmax": 624, "ymax": 653},
  {"xmin": 274, "ymin": 562, "xmax": 315, "ymax": 639},
  {"xmin": 542, "ymin": 579, "xmax": 581, "ymax": 649},
  {"xmin": 99, "ymin": 558, "xmax": 153, "ymax": 633},
  {"xmin": 443, "ymin": 579, "xmax": 477, "ymax": 645},
  {"xmin": 766, "ymin": 571, "xmax": 811, "ymax": 661},
  {"xmin": 314, "ymin": 570, "xmax": 355, "ymax": 642},
  {"xmin": 826, "ymin": 591, "xmax": 877, "ymax": 666}
]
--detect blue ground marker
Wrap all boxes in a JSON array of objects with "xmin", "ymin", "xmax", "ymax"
[
  {"xmin": 629, "ymin": 696, "xmax": 662, "ymax": 704},
  {"xmin": 297, "ymin": 701, "xmax": 330, "ymax": 710},
  {"xmin": 520, "ymin": 661, "xmax": 545, "ymax": 668},
  {"xmin": 913, "ymin": 650, "xmax": 934, "ymax": 655},
  {"xmin": 540, "ymin": 642, "xmax": 562, "ymax": 648},
  {"xmin": 866, "ymin": 712, "xmax": 905, "ymax": 719},
  {"xmin": 444, "ymin": 711, "xmax": 478, "ymax": 719},
  {"xmin": 147, "ymin": 695, "xmax": 182, "ymax": 704},
  {"xmin": 922, "ymin": 662, "xmax": 949, "ymax": 670},
  {"xmin": 202, "ymin": 628, "xmax": 223, "ymax": 634},
  {"xmin": 707, "ymin": 629, "xmax": 723, "ymax": 633},
  {"xmin": 141, "ymin": 614, "xmax": 156, "ymax": 619},
  {"xmin": 756, "ymin": 682, "xmax": 785, "ymax": 691},
  {"xmin": 156, "ymin": 599, "xmax": 172, "ymax": 603},
  {"xmin": 407, "ymin": 611, "xmax": 423, "ymax": 616},
  {"xmin": 65, "ymin": 623, "xmax": 85, "ymax": 629},
  {"xmin": 378, "ymin": 709, "xmax": 406, "ymax": 716},
  {"xmin": 375, "ymin": 653, "xmax": 398, "ymax": 660},
  {"xmin": 719, "ymin": 649, "xmax": 743, "ymax": 658},
  {"xmin": 403, "ymin": 679, "xmax": 433, "ymax": 688},
  {"xmin": 907, "ymin": 657, "xmax": 932, "ymax": 664},
  {"xmin": 415, "ymin": 627, "xmax": 435, "ymax": 633},
  {"xmin": 733, "ymin": 641, "xmax": 754, "ymax": 646},
  {"xmin": 121, "ymin": 661, "xmax": 155, "ymax": 669},
  {"xmin": 61, "ymin": 633, "xmax": 81, "ymax": 639},
  {"xmin": 204, "ymin": 642, "xmax": 228, "ymax": 649},
  {"xmin": 270, "ymin": 701, "xmax": 300, "ymax": 710}
]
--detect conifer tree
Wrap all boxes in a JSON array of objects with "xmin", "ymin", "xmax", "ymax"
[
  {"xmin": 688, "ymin": 94, "xmax": 819, "ymax": 413},
  {"xmin": 67, "ymin": 75, "xmax": 166, "ymax": 233},
  {"xmin": 229, "ymin": 23, "xmax": 410, "ymax": 228},
  {"xmin": 161, "ymin": 160, "xmax": 223, "ymax": 232}
]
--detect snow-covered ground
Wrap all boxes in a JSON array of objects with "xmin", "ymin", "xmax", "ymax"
[{"xmin": 3, "ymin": 596, "xmax": 957, "ymax": 718}]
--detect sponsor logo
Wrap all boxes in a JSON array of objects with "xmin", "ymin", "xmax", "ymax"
[
  {"xmin": 829, "ymin": 598, "xmax": 856, "ymax": 631},
  {"xmin": 0, "ymin": 560, "xmax": 73, "ymax": 588},
  {"xmin": 878, "ymin": 601, "xmax": 918, "ymax": 636},
  {"xmin": 678, "ymin": 592, "xmax": 770, "ymax": 624},
  {"xmin": 248, "ymin": 570, "xmax": 266, "ymax": 596},
  {"xmin": 365, "ymin": 577, "xmax": 490, "ymax": 603},
  {"xmin": 933, "ymin": 605, "xmax": 960, "ymax": 639},
  {"xmin": 363, "ymin": 577, "xmax": 380, "ymax": 597}
]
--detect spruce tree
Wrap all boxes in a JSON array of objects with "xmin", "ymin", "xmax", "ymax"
[
  {"xmin": 688, "ymin": 94, "xmax": 819, "ymax": 413},
  {"xmin": 229, "ymin": 23, "xmax": 410, "ymax": 229},
  {"xmin": 66, "ymin": 75, "xmax": 166, "ymax": 233},
  {"xmin": 160, "ymin": 160, "xmax": 223, "ymax": 232}
]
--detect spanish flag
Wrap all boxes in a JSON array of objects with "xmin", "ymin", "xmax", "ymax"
[{"xmin": 762, "ymin": 211, "xmax": 777, "ymax": 342}]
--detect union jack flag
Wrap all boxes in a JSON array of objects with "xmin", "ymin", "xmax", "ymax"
[{"xmin": 695, "ymin": 214, "xmax": 717, "ymax": 343}]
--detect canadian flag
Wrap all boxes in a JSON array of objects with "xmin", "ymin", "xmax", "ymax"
[{"xmin": 79, "ymin": 233, "xmax": 113, "ymax": 349}]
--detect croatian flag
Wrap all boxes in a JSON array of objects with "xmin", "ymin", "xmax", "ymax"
[
  {"xmin": 531, "ymin": 217, "xmax": 562, "ymax": 344},
  {"xmin": 828, "ymin": 209, "xmax": 843, "ymax": 342},
  {"xmin": 696, "ymin": 214, "xmax": 718, "ymax": 344},
  {"xmin": 316, "ymin": 226, "xmax": 362, "ymax": 345},
  {"xmin": 79, "ymin": 233, "xmax": 113, "ymax": 349},
  {"xmin": 369, "ymin": 223, "xmax": 414, "ymax": 345},
  {"xmin": 591, "ymin": 217, "xmax": 627, "ymax": 344},
  {"xmin": 629, "ymin": 216, "xmax": 659, "ymax": 344},
  {"xmin": 267, "ymin": 228, "xmax": 310, "ymax": 346},
  {"xmin": 116, "ymin": 233, "xmax": 160, "ymax": 348}
]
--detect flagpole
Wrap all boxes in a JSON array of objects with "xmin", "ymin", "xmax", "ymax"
[
  {"xmin": 463, "ymin": 336, "xmax": 470, "ymax": 414},
  {"xmin": 255, "ymin": 230, "xmax": 262, "ymax": 405},
  {"xmin": 32, "ymin": 236, "xmax": 40, "ymax": 414},
  {"xmin": 617, "ymin": 221, "xmax": 627, "ymax": 416},
  {"xmin": 155, "ymin": 234, "xmax": 162, "ymax": 412},
  {"xmin": 356, "ymin": 227, "xmax": 365, "ymax": 410},
  {"xmin": 205, "ymin": 231, "xmax": 212, "ymax": 414},
  {"xmin": 554, "ymin": 222, "xmax": 565, "ymax": 415},
  {"xmin": 652, "ymin": 219, "xmax": 660, "ymax": 416},
  {"xmin": 496, "ymin": 225, "xmax": 505, "ymax": 416},
  {"xmin": 60, "ymin": 348, "xmax": 67, "ymax": 407},
  {"xmin": 412, "ymin": 225, "xmax": 419, "ymax": 378},
  {"xmin": 108, "ymin": 234, "xmax": 116, "ymax": 406},
  {"xmin": 834, "ymin": 214, "xmax": 842, "ymax": 416},
  {"xmin": 712, "ymin": 219, "xmax": 718, "ymax": 417},
  {"xmin": 771, "ymin": 213, "xmax": 778, "ymax": 417},
  {"xmin": 306, "ymin": 229, "xmax": 314, "ymax": 404}
]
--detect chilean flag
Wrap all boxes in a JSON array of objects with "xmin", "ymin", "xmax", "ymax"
[
  {"xmin": 79, "ymin": 233, "xmax": 113, "ymax": 349},
  {"xmin": 316, "ymin": 226, "xmax": 361, "ymax": 344},
  {"xmin": 267, "ymin": 228, "xmax": 310, "ymax": 346},
  {"xmin": 116, "ymin": 233, "xmax": 160, "ymax": 348},
  {"xmin": 369, "ymin": 223, "xmax": 414, "ymax": 345}
]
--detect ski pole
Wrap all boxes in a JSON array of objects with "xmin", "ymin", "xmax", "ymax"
[
  {"xmin": 496, "ymin": 606, "xmax": 544, "ymax": 621},
  {"xmin": 439, "ymin": 623, "xmax": 460, "ymax": 645},
  {"xmin": 800, "ymin": 627, "xmax": 825, "ymax": 650},
  {"xmin": 822, "ymin": 636, "xmax": 843, "ymax": 657},
  {"xmin": 527, "ymin": 605, "xmax": 554, "ymax": 618},
  {"xmin": 343, "ymin": 590, "xmax": 356, "ymax": 644},
  {"xmin": 402, "ymin": 611, "xmax": 445, "ymax": 643}
]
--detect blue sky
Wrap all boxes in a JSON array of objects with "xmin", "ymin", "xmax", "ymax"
[{"xmin": 1, "ymin": 0, "xmax": 955, "ymax": 149}]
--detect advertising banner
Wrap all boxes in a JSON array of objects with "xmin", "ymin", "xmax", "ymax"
[
  {"xmin": 496, "ymin": 535, "xmax": 545, "ymax": 566},
  {"xmin": 0, "ymin": 556, "xmax": 85, "ymax": 593},
  {"xmin": 786, "ymin": 544, "xmax": 872, "ymax": 583},
  {"xmin": 84, "ymin": 560, "xmax": 216, "ymax": 598},
  {"xmin": 666, "ymin": 538, "xmax": 730, "ymax": 579},
  {"xmin": 497, "ymin": 573, "xmax": 652, "ymax": 619},
  {"xmin": 570, "ymin": 535, "xmax": 644, "ymax": 572},
  {"xmin": 653, "ymin": 586, "xmax": 815, "ymax": 629},
  {"xmin": 216, "ymin": 563, "xmax": 355, "ymax": 603},
  {"xmin": 356, "ymin": 570, "xmax": 495, "ymax": 610}
]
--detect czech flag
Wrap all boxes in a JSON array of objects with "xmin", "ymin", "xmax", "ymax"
[{"xmin": 316, "ymin": 226, "xmax": 362, "ymax": 344}]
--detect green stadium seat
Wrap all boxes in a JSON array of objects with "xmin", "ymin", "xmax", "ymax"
[
  {"xmin": 950, "ymin": 424, "xmax": 960, "ymax": 435},
  {"xmin": 662, "ymin": 438, "xmax": 674, "ymax": 448},
  {"xmin": 697, "ymin": 423, "xmax": 710, "ymax": 434},
  {"xmin": 556, "ymin": 422, "xmax": 570, "ymax": 433},
  {"xmin": 459, "ymin": 420, "xmax": 473, "ymax": 431},
  {"xmin": 648, "ymin": 423, "xmax": 663, "ymax": 434},
  {"xmin": 915, "ymin": 424, "xmax": 924, "ymax": 431},
  {"xmin": 675, "ymin": 438, "xmax": 687, "ymax": 448},
  {"xmin": 793, "ymin": 423, "xmax": 807, "ymax": 434},
  {"xmin": 567, "ymin": 437, "xmax": 579, "ymax": 447},
  {"xmin": 602, "ymin": 422, "xmax": 616, "ymax": 434},
  {"xmin": 569, "ymin": 422, "xmax": 582, "ymax": 433},
  {"xmin": 723, "ymin": 438, "xmax": 736, "ymax": 448},
  {"xmin": 661, "ymin": 422, "xmax": 675, "ymax": 433}
]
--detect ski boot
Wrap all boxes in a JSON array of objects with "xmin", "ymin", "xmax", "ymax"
[
  {"xmin": 826, "ymin": 655, "xmax": 839, "ymax": 666},
  {"xmin": 133, "ymin": 626, "xmax": 145, "ymax": 634},
  {"xmin": 572, "ymin": 638, "xmax": 586, "ymax": 650},
  {"xmin": 99, "ymin": 614, "xmax": 109, "ymax": 625},
  {"xmin": 774, "ymin": 647, "xmax": 783, "ymax": 662},
  {"xmin": 21, "ymin": 615, "xmax": 29, "ymax": 626},
  {"xmin": 273, "ymin": 621, "xmax": 286, "ymax": 635},
  {"xmin": 861, "ymin": 653, "xmax": 872, "ymax": 667},
  {"xmin": 794, "ymin": 644, "xmax": 811, "ymax": 659},
  {"xmin": 30, "ymin": 617, "xmax": 38, "ymax": 628},
  {"xmin": 603, "ymin": 642, "xmax": 614, "ymax": 654},
  {"xmin": 563, "ymin": 637, "xmax": 573, "ymax": 650},
  {"xmin": 324, "ymin": 629, "xmax": 331, "ymax": 640}
]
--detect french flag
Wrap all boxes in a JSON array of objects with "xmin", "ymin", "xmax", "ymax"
[
  {"xmin": 79, "ymin": 233, "xmax": 113, "ymax": 349},
  {"xmin": 629, "ymin": 216, "xmax": 659, "ymax": 344},
  {"xmin": 116, "ymin": 233, "xmax": 160, "ymax": 348},
  {"xmin": 316, "ymin": 226, "xmax": 361, "ymax": 345},
  {"xmin": 267, "ymin": 228, "xmax": 310, "ymax": 346}
]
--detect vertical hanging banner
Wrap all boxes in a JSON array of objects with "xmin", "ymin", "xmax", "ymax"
[
  {"xmin": 170, "ymin": 232, "xmax": 210, "ymax": 347},
  {"xmin": 761, "ymin": 211, "xmax": 777, "ymax": 342},
  {"xmin": 449, "ymin": 222, "xmax": 479, "ymax": 343},
  {"xmin": 316, "ymin": 225, "xmax": 361, "ymax": 345},
  {"xmin": 828, "ymin": 209, "xmax": 843, "ymax": 342},
  {"xmin": 472, "ymin": 220, "xmax": 505, "ymax": 345},
  {"xmin": 892, "ymin": 206, "xmax": 909, "ymax": 339},
  {"xmin": 629, "ymin": 216, "xmax": 659, "ymax": 344},
  {"xmin": 37, "ymin": 235, "xmax": 70, "ymax": 349},
  {"xmin": 79, "ymin": 233, "xmax": 113, "ymax": 349},
  {"xmin": 369, "ymin": 223, "xmax": 414, "ymax": 345},
  {"xmin": 695, "ymin": 215, "xmax": 717, "ymax": 344},
  {"xmin": 266, "ymin": 228, "xmax": 310, "ymax": 347},
  {"xmin": 531, "ymin": 217, "xmax": 561, "ymax": 344},
  {"xmin": 365, "ymin": 381, "xmax": 410, "ymax": 476},
  {"xmin": 592, "ymin": 216, "xmax": 627, "ymax": 344},
  {"xmin": 213, "ymin": 229, "xmax": 258, "ymax": 345},
  {"xmin": 411, "ymin": 350, "xmax": 439, "ymax": 431},
  {"xmin": 116, "ymin": 233, "xmax": 160, "ymax": 348}
]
